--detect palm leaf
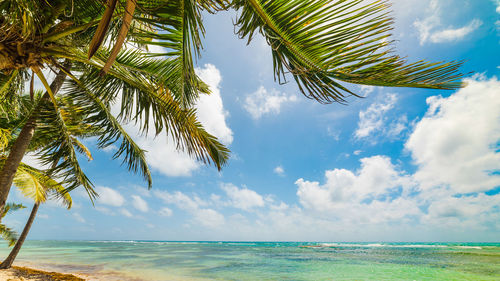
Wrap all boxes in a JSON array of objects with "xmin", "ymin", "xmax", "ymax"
[
  {"xmin": 60, "ymin": 67, "xmax": 153, "ymax": 188},
  {"xmin": 0, "ymin": 203, "xmax": 25, "ymax": 246},
  {"xmin": 234, "ymin": 0, "xmax": 465, "ymax": 103},
  {"xmin": 50, "ymin": 48, "xmax": 229, "ymax": 170},
  {"xmin": 36, "ymin": 101, "xmax": 97, "ymax": 201}
]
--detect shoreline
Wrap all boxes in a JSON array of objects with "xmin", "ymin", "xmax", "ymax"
[
  {"xmin": 0, "ymin": 261, "xmax": 146, "ymax": 281},
  {"xmin": 0, "ymin": 266, "xmax": 86, "ymax": 281}
]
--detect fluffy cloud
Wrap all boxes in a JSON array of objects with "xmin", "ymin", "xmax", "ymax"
[
  {"xmin": 494, "ymin": 0, "xmax": 500, "ymax": 13},
  {"xmin": 131, "ymin": 195, "xmax": 149, "ymax": 213},
  {"xmin": 406, "ymin": 76, "xmax": 500, "ymax": 194},
  {"xmin": 194, "ymin": 208, "xmax": 225, "ymax": 228},
  {"xmin": 296, "ymin": 156, "xmax": 414, "ymax": 216},
  {"xmin": 290, "ymin": 77, "xmax": 500, "ymax": 237},
  {"xmin": 195, "ymin": 64, "xmax": 234, "ymax": 145},
  {"xmin": 96, "ymin": 187, "xmax": 125, "ymax": 207},
  {"xmin": 120, "ymin": 209, "xmax": 133, "ymax": 217},
  {"xmin": 428, "ymin": 20, "xmax": 483, "ymax": 43},
  {"xmin": 355, "ymin": 93, "xmax": 398, "ymax": 139},
  {"xmin": 413, "ymin": 0, "xmax": 482, "ymax": 44},
  {"xmin": 155, "ymin": 190, "xmax": 205, "ymax": 211},
  {"xmin": 273, "ymin": 165, "xmax": 285, "ymax": 176},
  {"xmin": 73, "ymin": 213, "xmax": 86, "ymax": 224},
  {"xmin": 221, "ymin": 183, "xmax": 265, "ymax": 211},
  {"xmin": 243, "ymin": 86, "xmax": 297, "ymax": 120},
  {"xmin": 155, "ymin": 190, "xmax": 224, "ymax": 228},
  {"xmin": 124, "ymin": 64, "xmax": 232, "ymax": 177},
  {"xmin": 135, "ymin": 137, "xmax": 199, "ymax": 177},
  {"xmin": 158, "ymin": 207, "xmax": 173, "ymax": 217}
]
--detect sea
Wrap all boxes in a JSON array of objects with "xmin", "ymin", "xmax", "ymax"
[{"xmin": 0, "ymin": 241, "xmax": 499, "ymax": 280}]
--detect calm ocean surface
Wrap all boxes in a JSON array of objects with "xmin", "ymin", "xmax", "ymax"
[{"xmin": 0, "ymin": 241, "xmax": 499, "ymax": 280}]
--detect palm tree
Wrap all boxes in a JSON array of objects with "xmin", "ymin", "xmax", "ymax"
[
  {"xmin": 0, "ymin": 0, "xmax": 465, "ymax": 214},
  {"xmin": 0, "ymin": 92, "xmax": 116, "ymax": 268},
  {"xmin": 0, "ymin": 161, "xmax": 72, "ymax": 269}
]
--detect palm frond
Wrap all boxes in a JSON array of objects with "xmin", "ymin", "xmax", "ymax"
[
  {"xmin": 0, "ymin": 203, "xmax": 25, "ymax": 219},
  {"xmin": 0, "ymin": 202, "xmax": 25, "ymax": 246},
  {"xmin": 0, "ymin": 223, "xmax": 18, "ymax": 246},
  {"xmin": 130, "ymin": 0, "xmax": 209, "ymax": 108},
  {"xmin": 234, "ymin": 0, "xmax": 465, "ymax": 104},
  {"xmin": 61, "ymin": 67, "xmax": 153, "ymax": 188},
  {"xmin": 36, "ymin": 101, "xmax": 97, "ymax": 201},
  {"xmin": 53, "ymin": 48, "xmax": 229, "ymax": 171}
]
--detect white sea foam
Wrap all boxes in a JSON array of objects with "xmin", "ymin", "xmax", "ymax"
[
  {"xmin": 455, "ymin": 246, "xmax": 482, "ymax": 249},
  {"xmin": 316, "ymin": 243, "xmax": 451, "ymax": 248}
]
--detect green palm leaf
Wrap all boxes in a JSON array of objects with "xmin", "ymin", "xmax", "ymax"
[
  {"xmin": 234, "ymin": 0, "xmax": 465, "ymax": 103},
  {"xmin": 0, "ymin": 203, "xmax": 25, "ymax": 246}
]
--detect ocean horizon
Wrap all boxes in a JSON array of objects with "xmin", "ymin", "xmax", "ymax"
[{"xmin": 1, "ymin": 240, "xmax": 499, "ymax": 280}]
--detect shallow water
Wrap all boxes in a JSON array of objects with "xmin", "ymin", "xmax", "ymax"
[{"xmin": 1, "ymin": 241, "xmax": 499, "ymax": 280}]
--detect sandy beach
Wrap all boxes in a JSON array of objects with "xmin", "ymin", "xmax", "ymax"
[{"xmin": 0, "ymin": 261, "xmax": 144, "ymax": 281}]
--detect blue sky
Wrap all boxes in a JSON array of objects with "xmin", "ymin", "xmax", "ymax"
[{"xmin": 6, "ymin": 0, "xmax": 500, "ymax": 242}]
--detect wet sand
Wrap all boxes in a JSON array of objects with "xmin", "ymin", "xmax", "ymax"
[{"xmin": 0, "ymin": 261, "xmax": 146, "ymax": 281}]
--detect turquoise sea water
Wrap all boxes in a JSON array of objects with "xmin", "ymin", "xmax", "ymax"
[{"xmin": 0, "ymin": 241, "xmax": 499, "ymax": 280}]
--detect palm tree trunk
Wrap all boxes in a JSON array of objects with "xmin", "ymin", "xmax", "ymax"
[
  {"xmin": 0, "ymin": 65, "xmax": 69, "ymax": 216},
  {"xmin": 0, "ymin": 202, "xmax": 40, "ymax": 269}
]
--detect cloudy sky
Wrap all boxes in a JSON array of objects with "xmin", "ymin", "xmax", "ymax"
[{"xmin": 7, "ymin": 0, "xmax": 500, "ymax": 242}]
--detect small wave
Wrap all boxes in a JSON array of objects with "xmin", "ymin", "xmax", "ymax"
[
  {"xmin": 394, "ymin": 245, "xmax": 447, "ymax": 248},
  {"xmin": 455, "ymin": 246, "xmax": 482, "ymax": 249},
  {"xmin": 307, "ymin": 243, "xmax": 454, "ymax": 249}
]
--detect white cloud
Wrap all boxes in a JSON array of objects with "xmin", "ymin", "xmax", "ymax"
[
  {"xmin": 195, "ymin": 64, "xmax": 233, "ymax": 145},
  {"xmin": 131, "ymin": 195, "xmax": 149, "ymax": 213},
  {"xmin": 136, "ymin": 137, "xmax": 200, "ymax": 177},
  {"xmin": 73, "ymin": 213, "xmax": 86, "ymax": 224},
  {"xmin": 243, "ymin": 86, "xmax": 297, "ymax": 120},
  {"xmin": 413, "ymin": 0, "xmax": 482, "ymax": 44},
  {"xmin": 387, "ymin": 115, "xmax": 409, "ymax": 138},
  {"xmin": 296, "ymin": 156, "xmax": 414, "ymax": 215},
  {"xmin": 406, "ymin": 76, "xmax": 500, "ymax": 194},
  {"xmin": 221, "ymin": 183, "xmax": 265, "ymax": 211},
  {"xmin": 195, "ymin": 208, "xmax": 225, "ymax": 228},
  {"xmin": 273, "ymin": 165, "xmax": 285, "ymax": 176},
  {"xmin": 359, "ymin": 85, "xmax": 375, "ymax": 96},
  {"xmin": 494, "ymin": 0, "xmax": 500, "ymax": 13},
  {"xmin": 96, "ymin": 187, "xmax": 125, "ymax": 207},
  {"xmin": 158, "ymin": 207, "xmax": 173, "ymax": 217},
  {"xmin": 155, "ymin": 190, "xmax": 224, "ymax": 228},
  {"xmin": 155, "ymin": 190, "xmax": 204, "ymax": 211},
  {"xmin": 120, "ymin": 209, "xmax": 133, "ymax": 217},
  {"xmin": 429, "ymin": 19, "xmax": 482, "ymax": 43},
  {"xmin": 95, "ymin": 206, "xmax": 115, "ymax": 215},
  {"xmin": 101, "ymin": 144, "xmax": 118, "ymax": 153},
  {"xmin": 355, "ymin": 93, "xmax": 398, "ymax": 139},
  {"xmin": 326, "ymin": 127, "xmax": 341, "ymax": 141}
]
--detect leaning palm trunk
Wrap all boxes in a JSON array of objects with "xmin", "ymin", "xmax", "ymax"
[
  {"xmin": 0, "ymin": 202, "xmax": 39, "ymax": 269},
  {"xmin": 0, "ymin": 66, "xmax": 68, "ymax": 216}
]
